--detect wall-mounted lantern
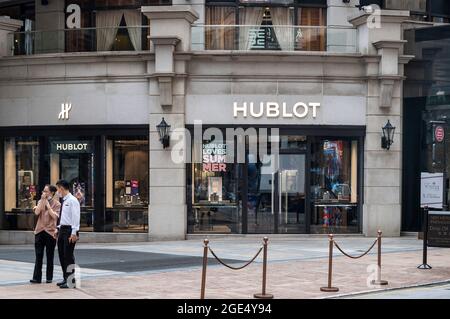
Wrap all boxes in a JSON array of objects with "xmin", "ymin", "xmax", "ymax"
[
  {"xmin": 156, "ymin": 117, "xmax": 171, "ymax": 149},
  {"xmin": 381, "ymin": 120, "xmax": 395, "ymax": 150}
]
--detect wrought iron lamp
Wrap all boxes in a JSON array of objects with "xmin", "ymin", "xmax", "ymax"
[
  {"xmin": 156, "ymin": 117, "xmax": 171, "ymax": 149},
  {"xmin": 381, "ymin": 120, "xmax": 395, "ymax": 150}
]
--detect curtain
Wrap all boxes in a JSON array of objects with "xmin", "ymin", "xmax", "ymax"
[
  {"xmin": 270, "ymin": 7, "xmax": 294, "ymax": 51},
  {"xmin": 24, "ymin": 19, "xmax": 33, "ymax": 55},
  {"xmin": 239, "ymin": 7, "xmax": 263, "ymax": 50},
  {"xmin": 96, "ymin": 10, "xmax": 124, "ymax": 51},
  {"xmin": 297, "ymin": 8, "xmax": 326, "ymax": 51},
  {"xmin": 123, "ymin": 10, "xmax": 142, "ymax": 51},
  {"xmin": 206, "ymin": 6, "xmax": 236, "ymax": 50}
]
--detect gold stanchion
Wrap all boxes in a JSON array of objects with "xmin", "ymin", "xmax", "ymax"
[
  {"xmin": 320, "ymin": 234, "xmax": 339, "ymax": 292},
  {"xmin": 254, "ymin": 237, "xmax": 274, "ymax": 299},
  {"xmin": 200, "ymin": 238, "xmax": 209, "ymax": 299},
  {"xmin": 371, "ymin": 230, "xmax": 389, "ymax": 286}
]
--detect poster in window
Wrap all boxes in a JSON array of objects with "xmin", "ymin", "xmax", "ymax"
[
  {"xmin": 73, "ymin": 182, "xmax": 86, "ymax": 207},
  {"xmin": 131, "ymin": 179, "xmax": 139, "ymax": 196},
  {"xmin": 208, "ymin": 177, "xmax": 223, "ymax": 202}
]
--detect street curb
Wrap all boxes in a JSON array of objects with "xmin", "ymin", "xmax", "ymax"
[{"xmin": 323, "ymin": 279, "xmax": 450, "ymax": 299}]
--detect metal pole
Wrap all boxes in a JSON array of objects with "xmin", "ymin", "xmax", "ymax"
[
  {"xmin": 371, "ymin": 230, "xmax": 388, "ymax": 285},
  {"xmin": 254, "ymin": 237, "xmax": 274, "ymax": 299},
  {"xmin": 418, "ymin": 207, "xmax": 432, "ymax": 269},
  {"xmin": 321, "ymin": 234, "xmax": 339, "ymax": 292},
  {"xmin": 200, "ymin": 238, "xmax": 209, "ymax": 299}
]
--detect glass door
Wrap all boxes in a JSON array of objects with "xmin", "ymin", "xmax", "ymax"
[
  {"xmin": 49, "ymin": 138, "xmax": 95, "ymax": 231},
  {"xmin": 246, "ymin": 152, "xmax": 307, "ymax": 234},
  {"xmin": 247, "ymin": 154, "xmax": 276, "ymax": 233},
  {"xmin": 278, "ymin": 153, "xmax": 307, "ymax": 233}
]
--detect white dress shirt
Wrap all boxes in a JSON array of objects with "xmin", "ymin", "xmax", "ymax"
[{"xmin": 59, "ymin": 193, "xmax": 81, "ymax": 235}]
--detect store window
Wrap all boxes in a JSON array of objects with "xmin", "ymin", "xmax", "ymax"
[
  {"xmin": 383, "ymin": 0, "xmax": 450, "ymax": 22},
  {"xmin": 296, "ymin": 7, "xmax": 326, "ymax": 51},
  {"xmin": 188, "ymin": 137, "xmax": 241, "ymax": 233},
  {"xmin": 384, "ymin": 0, "xmax": 427, "ymax": 12},
  {"xmin": 205, "ymin": 6, "xmax": 236, "ymax": 50},
  {"xmin": 3, "ymin": 137, "xmax": 40, "ymax": 230},
  {"xmin": 205, "ymin": 0, "xmax": 327, "ymax": 51},
  {"xmin": 106, "ymin": 137, "xmax": 149, "ymax": 233},
  {"xmin": 63, "ymin": 0, "xmax": 172, "ymax": 53},
  {"xmin": 310, "ymin": 139, "xmax": 359, "ymax": 233}
]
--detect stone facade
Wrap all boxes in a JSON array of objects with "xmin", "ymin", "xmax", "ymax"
[{"xmin": 0, "ymin": 2, "xmax": 422, "ymax": 242}]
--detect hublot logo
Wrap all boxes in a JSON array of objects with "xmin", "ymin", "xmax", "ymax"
[{"xmin": 58, "ymin": 103, "xmax": 72, "ymax": 120}]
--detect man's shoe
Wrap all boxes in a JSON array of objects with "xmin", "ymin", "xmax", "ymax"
[
  {"xmin": 46, "ymin": 280, "xmax": 52, "ymax": 284},
  {"xmin": 59, "ymin": 283, "xmax": 75, "ymax": 289},
  {"xmin": 56, "ymin": 280, "xmax": 66, "ymax": 287},
  {"xmin": 30, "ymin": 279, "xmax": 41, "ymax": 284}
]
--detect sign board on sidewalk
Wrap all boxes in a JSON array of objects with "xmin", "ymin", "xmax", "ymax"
[
  {"xmin": 421, "ymin": 173, "xmax": 444, "ymax": 209},
  {"xmin": 428, "ymin": 211, "xmax": 450, "ymax": 248}
]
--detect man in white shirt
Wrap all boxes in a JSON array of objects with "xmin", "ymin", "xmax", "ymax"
[{"xmin": 55, "ymin": 179, "xmax": 80, "ymax": 289}]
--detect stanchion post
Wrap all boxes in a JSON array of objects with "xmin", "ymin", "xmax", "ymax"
[
  {"xmin": 320, "ymin": 234, "xmax": 339, "ymax": 292},
  {"xmin": 418, "ymin": 206, "xmax": 432, "ymax": 269},
  {"xmin": 254, "ymin": 237, "xmax": 274, "ymax": 299},
  {"xmin": 200, "ymin": 238, "xmax": 209, "ymax": 299},
  {"xmin": 371, "ymin": 230, "xmax": 388, "ymax": 285}
]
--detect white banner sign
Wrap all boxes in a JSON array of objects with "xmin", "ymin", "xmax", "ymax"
[{"xmin": 421, "ymin": 172, "xmax": 444, "ymax": 209}]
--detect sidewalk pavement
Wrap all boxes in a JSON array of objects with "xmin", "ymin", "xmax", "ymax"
[{"xmin": 0, "ymin": 236, "xmax": 449, "ymax": 299}]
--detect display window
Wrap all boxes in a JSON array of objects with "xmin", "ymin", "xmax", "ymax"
[
  {"xmin": 3, "ymin": 137, "xmax": 40, "ymax": 230},
  {"xmin": 310, "ymin": 138, "xmax": 359, "ymax": 233},
  {"xmin": 189, "ymin": 137, "xmax": 241, "ymax": 233},
  {"xmin": 106, "ymin": 137, "xmax": 149, "ymax": 233},
  {"xmin": 1, "ymin": 128, "xmax": 149, "ymax": 233},
  {"xmin": 187, "ymin": 127, "xmax": 363, "ymax": 234}
]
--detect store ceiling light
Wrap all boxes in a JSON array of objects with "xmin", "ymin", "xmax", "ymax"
[
  {"xmin": 381, "ymin": 120, "xmax": 395, "ymax": 150},
  {"xmin": 156, "ymin": 117, "xmax": 171, "ymax": 149}
]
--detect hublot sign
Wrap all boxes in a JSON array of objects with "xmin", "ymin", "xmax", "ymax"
[
  {"xmin": 51, "ymin": 141, "xmax": 92, "ymax": 153},
  {"xmin": 233, "ymin": 101, "xmax": 320, "ymax": 119}
]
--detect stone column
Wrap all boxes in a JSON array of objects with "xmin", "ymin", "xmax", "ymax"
[
  {"xmin": 326, "ymin": 0, "xmax": 360, "ymax": 52},
  {"xmin": 349, "ymin": 10, "xmax": 413, "ymax": 237},
  {"xmin": 0, "ymin": 17, "xmax": 23, "ymax": 57},
  {"xmin": 172, "ymin": 0, "xmax": 205, "ymax": 50},
  {"xmin": 35, "ymin": 0, "xmax": 65, "ymax": 53},
  {"xmin": 142, "ymin": 6, "xmax": 199, "ymax": 240}
]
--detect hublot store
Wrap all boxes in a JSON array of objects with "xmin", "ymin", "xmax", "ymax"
[
  {"xmin": 0, "ymin": 126, "xmax": 149, "ymax": 233},
  {"xmin": 3, "ymin": 2, "xmax": 449, "ymax": 242}
]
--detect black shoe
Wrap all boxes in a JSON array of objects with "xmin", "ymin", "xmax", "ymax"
[
  {"xmin": 59, "ymin": 283, "xmax": 75, "ymax": 289},
  {"xmin": 30, "ymin": 279, "xmax": 41, "ymax": 284},
  {"xmin": 46, "ymin": 280, "xmax": 52, "ymax": 284},
  {"xmin": 56, "ymin": 280, "xmax": 66, "ymax": 287}
]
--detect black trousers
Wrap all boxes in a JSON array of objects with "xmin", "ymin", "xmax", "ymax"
[
  {"xmin": 57, "ymin": 226, "xmax": 77, "ymax": 281},
  {"xmin": 33, "ymin": 231, "xmax": 56, "ymax": 282}
]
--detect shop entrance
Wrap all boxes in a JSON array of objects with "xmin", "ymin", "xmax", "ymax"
[
  {"xmin": 247, "ymin": 136, "xmax": 307, "ymax": 234},
  {"xmin": 50, "ymin": 139, "xmax": 95, "ymax": 231},
  {"xmin": 187, "ymin": 128, "xmax": 363, "ymax": 235}
]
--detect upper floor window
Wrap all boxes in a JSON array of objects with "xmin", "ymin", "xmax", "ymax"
[
  {"xmin": 382, "ymin": 0, "xmax": 450, "ymax": 22},
  {"xmin": 205, "ymin": 0, "xmax": 327, "ymax": 51}
]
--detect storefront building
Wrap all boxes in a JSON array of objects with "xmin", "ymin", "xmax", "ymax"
[{"xmin": 0, "ymin": 0, "xmax": 448, "ymax": 243}]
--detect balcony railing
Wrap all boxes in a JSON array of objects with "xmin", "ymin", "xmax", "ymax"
[
  {"xmin": 192, "ymin": 25, "xmax": 358, "ymax": 53},
  {"xmin": 9, "ymin": 25, "xmax": 358, "ymax": 56},
  {"xmin": 10, "ymin": 26, "xmax": 150, "ymax": 56}
]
